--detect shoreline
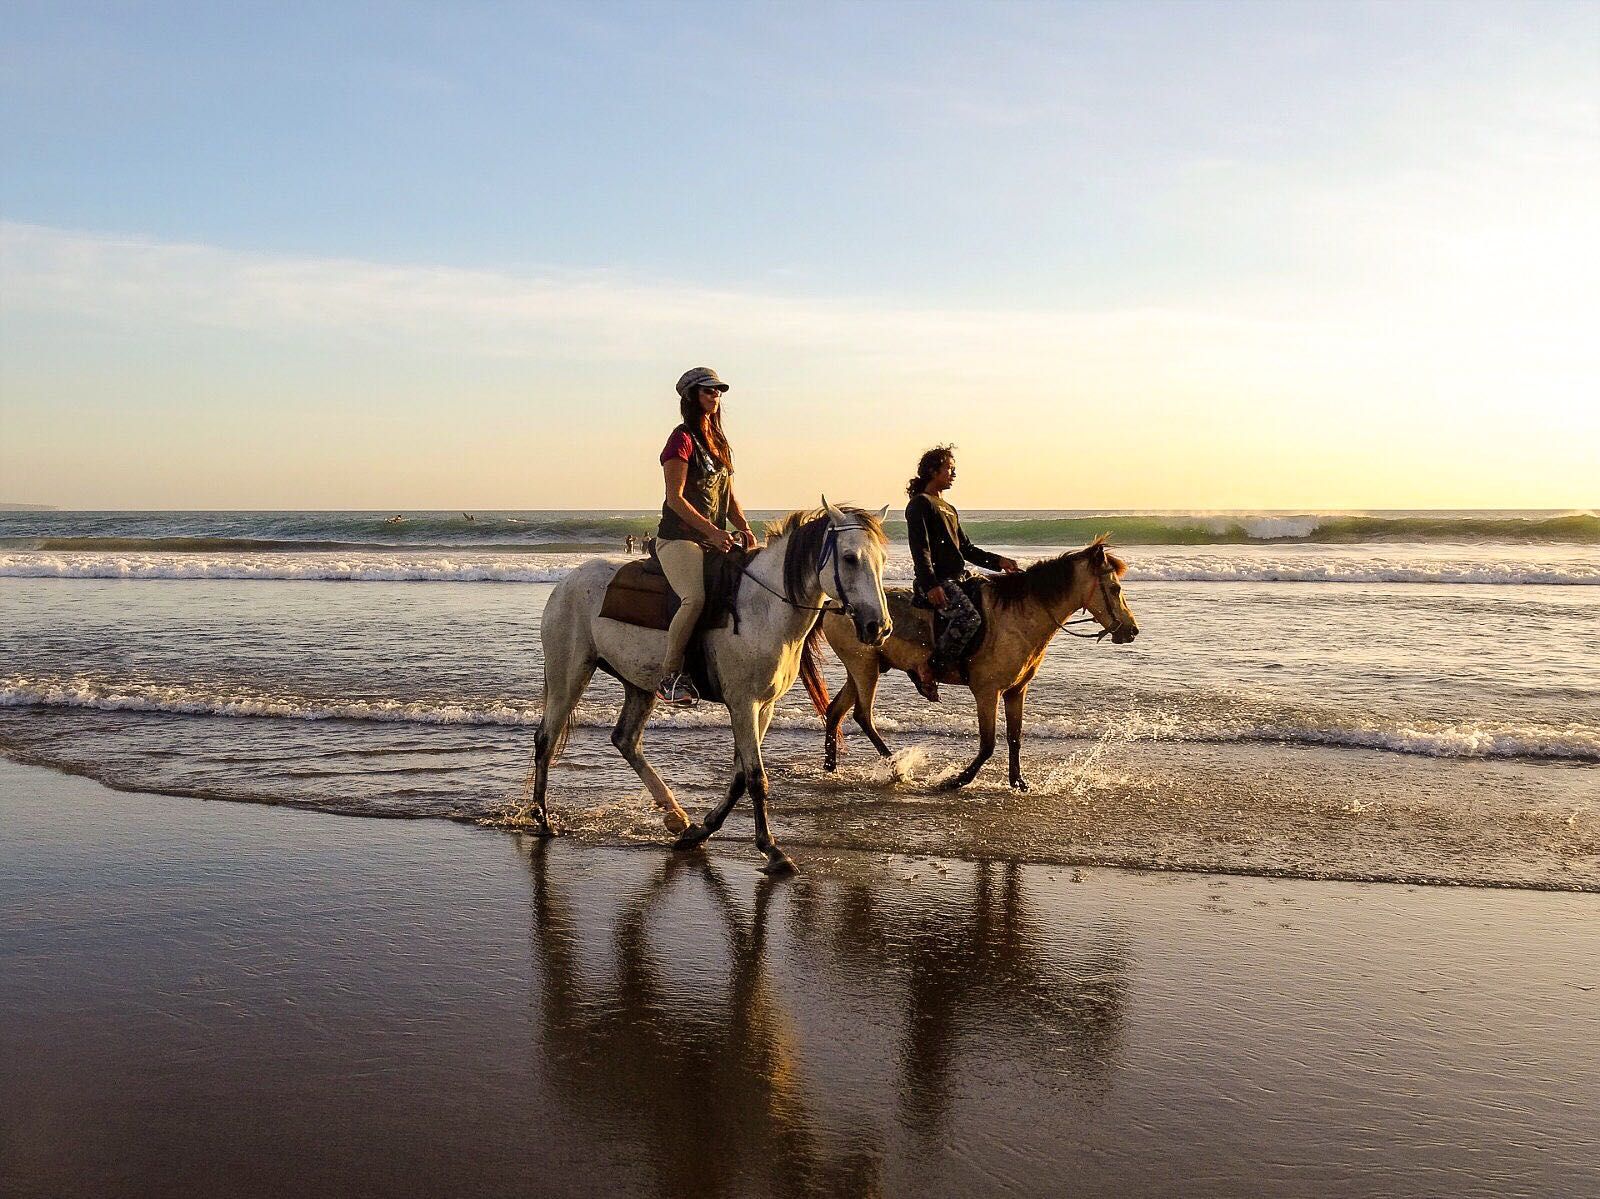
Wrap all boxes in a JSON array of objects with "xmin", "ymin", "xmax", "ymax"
[{"xmin": 5, "ymin": 742, "xmax": 1597, "ymax": 895}]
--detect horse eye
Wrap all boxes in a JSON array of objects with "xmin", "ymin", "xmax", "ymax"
[{"xmin": 843, "ymin": 551, "xmax": 859, "ymax": 564}]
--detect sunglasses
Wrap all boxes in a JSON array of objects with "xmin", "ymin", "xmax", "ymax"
[{"xmin": 698, "ymin": 385, "xmax": 726, "ymax": 396}]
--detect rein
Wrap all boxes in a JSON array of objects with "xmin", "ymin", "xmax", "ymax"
[
  {"xmin": 739, "ymin": 522, "xmax": 871, "ymax": 616},
  {"xmin": 1053, "ymin": 570, "xmax": 1122, "ymax": 640}
]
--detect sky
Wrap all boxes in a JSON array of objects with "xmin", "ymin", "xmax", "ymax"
[{"xmin": 1, "ymin": 1, "xmax": 1596, "ymax": 510}]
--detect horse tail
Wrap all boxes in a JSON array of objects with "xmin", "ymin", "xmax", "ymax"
[{"xmin": 798, "ymin": 620, "xmax": 832, "ymax": 720}]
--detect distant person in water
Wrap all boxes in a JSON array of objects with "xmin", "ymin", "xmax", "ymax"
[
  {"xmin": 463, "ymin": 512, "xmax": 475, "ymax": 522},
  {"xmin": 385, "ymin": 514, "xmax": 405, "ymax": 525},
  {"xmin": 655, "ymin": 367, "xmax": 757, "ymax": 706},
  {"xmin": 625, "ymin": 534, "xmax": 636, "ymax": 555},
  {"xmin": 905, "ymin": 445, "xmax": 1019, "ymax": 701}
]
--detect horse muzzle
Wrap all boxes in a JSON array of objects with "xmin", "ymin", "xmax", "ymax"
[
  {"xmin": 856, "ymin": 615, "xmax": 891, "ymax": 648},
  {"xmin": 1111, "ymin": 624, "xmax": 1138, "ymax": 644}
]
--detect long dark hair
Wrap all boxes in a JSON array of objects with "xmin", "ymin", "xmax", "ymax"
[
  {"xmin": 679, "ymin": 391, "xmax": 733, "ymax": 469},
  {"xmin": 906, "ymin": 444, "xmax": 954, "ymax": 499}
]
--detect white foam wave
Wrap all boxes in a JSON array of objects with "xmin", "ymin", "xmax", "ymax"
[
  {"xmin": 2, "ymin": 547, "xmax": 1597, "ymax": 586},
  {"xmin": 4, "ymin": 677, "xmax": 1596, "ymax": 762}
]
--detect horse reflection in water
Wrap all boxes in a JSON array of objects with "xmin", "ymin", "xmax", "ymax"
[{"xmin": 525, "ymin": 843, "xmax": 1130, "ymax": 1194}]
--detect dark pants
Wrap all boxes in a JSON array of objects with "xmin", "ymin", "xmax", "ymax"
[{"xmin": 931, "ymin": 576, "xmax": 983, "ymax": 671}]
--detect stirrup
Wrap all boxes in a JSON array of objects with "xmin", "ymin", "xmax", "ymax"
[{"xmin": 655, "ymin": 673, "xmax": 699, "ymax": 706}]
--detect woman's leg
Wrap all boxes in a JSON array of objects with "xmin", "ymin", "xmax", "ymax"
[{"xmin": 656, "ymin": 538, "xmax": 706, "ymax": 677}]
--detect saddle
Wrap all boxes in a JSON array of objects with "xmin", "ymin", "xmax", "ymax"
[
  {"xmin": 597, "ymin": 546, "xmax": 749, "ymax": 703},
  {"xmin": 887, "ymin": 577, "xmax": 989, "ymax": 680}
]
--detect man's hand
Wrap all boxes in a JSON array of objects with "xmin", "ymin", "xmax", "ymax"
[
  {"xmin": 999, "ymin": 557, "xmax": 1021, "ymax": 573},
  {"xmin": 927, "ymin": 584, "xmax": 948, "ymax": 607}
]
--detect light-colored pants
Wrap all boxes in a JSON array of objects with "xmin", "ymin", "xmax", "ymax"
[{"xmin": 657, "ymin": 538, "xmax": 706, "ymax": 676}]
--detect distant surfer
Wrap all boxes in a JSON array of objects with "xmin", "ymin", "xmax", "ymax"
[
  {"xmin": 463, "ymin": 512, "xmax": 475, "ymax": 523},
  {"xmin": 385, "ymin": 514, "xmax": 405, "ymax": 525},
  {"xmin": 625, "ymin": 534, "xmax": 636, "ymax": 555}
]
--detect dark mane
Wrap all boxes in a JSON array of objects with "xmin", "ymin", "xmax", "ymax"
[
  {"xmin": 989, "ymin": 534, "xmax": 1128, "ymax": 610},
  {"xmin": 764, "ymin": 506, "xmax": 887, "ymax": 603}
]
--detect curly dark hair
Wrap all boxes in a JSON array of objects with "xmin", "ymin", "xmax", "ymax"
[{"xmin": 906, "ymin": 444, "xmax": 954, "ymax": 499}]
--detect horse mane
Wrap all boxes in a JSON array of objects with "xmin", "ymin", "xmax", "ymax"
[
  {"xmin": 763, "ymin": 506, "xmax": 888, "ymax": 603},
  {"xmin": 989, "ymin": 534, "xmax": 1128, "ymax": 610}
]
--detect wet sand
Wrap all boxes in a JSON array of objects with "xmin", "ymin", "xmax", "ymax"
[{"xmin": 2, "ymin": 758, "xmax": 1598, "ymax": 1198}]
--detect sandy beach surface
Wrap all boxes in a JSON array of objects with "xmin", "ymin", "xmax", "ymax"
[{"xmin": 3, "ymin": 758, "xmax": 1597, "ymax": 1198}]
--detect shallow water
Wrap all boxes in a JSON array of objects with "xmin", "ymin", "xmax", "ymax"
[{"xmin": 3, "ymin": 529, "xmax": 1597, "ymax": 888}]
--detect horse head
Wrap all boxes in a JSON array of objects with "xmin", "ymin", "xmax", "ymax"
[
  {"xmin": 820, "ymin": 496, "xmax": 893, "ymax": 648},
  {"xmin": 1080, "ymin": 538, "xmax": 1139, "ymax": 644}
]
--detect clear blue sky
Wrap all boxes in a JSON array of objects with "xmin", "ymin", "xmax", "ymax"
[{"xmin": 3, "ymin": 1, "xmax": 1596, "ymax": 508}]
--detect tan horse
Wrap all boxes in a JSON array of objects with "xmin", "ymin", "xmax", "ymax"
[{"xmin": 812, "ymin": 537, "xmax": 1139, "ymax": 791}]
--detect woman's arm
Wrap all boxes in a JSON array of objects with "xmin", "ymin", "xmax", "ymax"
[
  {"xmin": 663, "ymin": 459, "xmax": 736, "ymax": 550},
  {"xmin": 725, "ymin": 485, "xmax": 757, "ymax": 548}
]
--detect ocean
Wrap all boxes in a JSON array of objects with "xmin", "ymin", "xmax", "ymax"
[{"xmin": 3, "ymin": 509, "xmax": 1596, "ymax": 889}]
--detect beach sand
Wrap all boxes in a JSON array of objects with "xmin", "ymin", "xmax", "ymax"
[{"xmin": 2, "ymin": 757, "xmax": 1597, "ymax": 1198}]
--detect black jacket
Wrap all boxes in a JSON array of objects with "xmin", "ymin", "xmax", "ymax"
[{"xmin": 906, "ymin": 493, "xmax": 1002, "ymax": 594}]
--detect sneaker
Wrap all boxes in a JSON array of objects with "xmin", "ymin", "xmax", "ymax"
[{"xmin": 655, "ymin": 672, "xmax": 700, "ymax": 706}]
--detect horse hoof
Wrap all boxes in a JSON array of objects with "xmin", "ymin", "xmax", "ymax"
[
  {"xmin": 1011, "ymin": 778, "xmax": 1030, "ymax": 793},
  {"xmin": 662, "ymin": 808, "xmax": 692, "ymax": 836},
  {"xmin": 940, "ymin": 776, "xmax": 968, "ymax": 792},
  {"xmin": 760, "ymin": 853, "xmax": 798, "ymax": 876},
  {"xmin": 673, "ymin": 825, "xmax": 709, "ymax": 852}
]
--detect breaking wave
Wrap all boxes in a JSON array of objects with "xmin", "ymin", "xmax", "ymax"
[
  {"xmin": 2, "ymin": 549, "xmax": 1595, "ymax": 585},
  {"xmin": 2, "ymin": 509, "xmax": 1596, "ymax": 551},
  {"xmin": 5, "ymin": 676, "xmax": 1597, "ymax": 763}
]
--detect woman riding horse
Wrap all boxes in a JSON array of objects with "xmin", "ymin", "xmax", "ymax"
[
  {"xmin": 905, "ymin": 445, "xmax": 1019, "ymax": 700},
  {"xmin": 656, "ymin": 367, "xmax": 759, "ymax": 706}
]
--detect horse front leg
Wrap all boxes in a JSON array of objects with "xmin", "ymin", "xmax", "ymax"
[
  {"xmin": 1004, "ymin": 684, "xmax": 1029, "ymax": 792},
  {"xmin": 850, "ymin": 663, "xmax": 894, "ymax": 759},
  {"xmin": 946, "ymin": 687, "xmax": 999, "ymax": 789},
  {"xmin": 672, "ymin": 701, "xmax": 765, "ymax": 853},
  {"xmin": 823, "ymin": 675, "xmax": 856, "ymax": 772}
]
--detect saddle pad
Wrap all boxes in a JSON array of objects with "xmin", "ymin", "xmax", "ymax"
[
  {"xmin": 885, "ymin": 589, "xmax": 935, "ymax": 652},
  {"xmin": 597, "ymin": 549, "xmax": 748, "ymax": 633},
  {"xmin": 599, "ymin": 559, "xmax": 673, "ymax": 630}
]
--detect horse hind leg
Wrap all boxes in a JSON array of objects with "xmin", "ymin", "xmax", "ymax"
[
  {"xmin": 611, "ymin": 683, "xmax": 691, "ymax": 835},
  {"xmin": 525, "ymin": 654, "xmax": 594, "ymax": 835}
]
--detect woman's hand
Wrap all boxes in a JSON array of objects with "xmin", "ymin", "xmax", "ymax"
[
  {"xmin": 999, "ymin": 557, "xmax": 1022, "ymax": 573},
  {"xmin": 734, "ymin": 526, "xmax": 758, "ymax": 550},
  {"xmin": 927, "ymin": 584, "xmax": 948, "ymax": 608}
]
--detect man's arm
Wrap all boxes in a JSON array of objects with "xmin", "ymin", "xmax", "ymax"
[
  {"xmin": 907, "ymin": 497, "xmax": 940, "ymax": 593},
  {"xmin": 959, "ymin": 525, "xmax": 1019, "ymax": 573}
]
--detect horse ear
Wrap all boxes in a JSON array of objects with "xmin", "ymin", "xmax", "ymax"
[
  {"xmin": 1089, "ymin": 540, "xmax": 1107, "ymax": 565},
  {"xmin": 822, "ymin": 495, "xmax": 845, "ymax": 523},
  {"xmin": 876, "ymin": 504, "xmax": 890, "ymax": 521}
]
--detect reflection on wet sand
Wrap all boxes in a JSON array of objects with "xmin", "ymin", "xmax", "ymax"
[{"xmin": 526, "ymin": 844, "xmax": 1130, "ymax": 1196}]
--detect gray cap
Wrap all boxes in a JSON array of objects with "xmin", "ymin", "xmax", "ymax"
[{"xmin": 676, "ymin": 367, "xmax": 730, "ymax": 398}]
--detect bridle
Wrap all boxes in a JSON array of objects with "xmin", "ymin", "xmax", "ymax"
[
  {"xmin": 739, "ymin": 521, "xmax": 874, "ymax": 618},
  {"xmin": 1054, "ymin": 567, "xmax": 1125, "ymax": 641}
]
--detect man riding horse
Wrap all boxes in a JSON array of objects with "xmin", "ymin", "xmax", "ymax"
[{"xmin": 905, "ymin": 445, "xmax": 1021, "ymax": 700}]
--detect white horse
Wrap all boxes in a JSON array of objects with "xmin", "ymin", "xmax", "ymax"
[{"xmin": 526, "ymin": 499, "xmax": 891, "ymax": 874}]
